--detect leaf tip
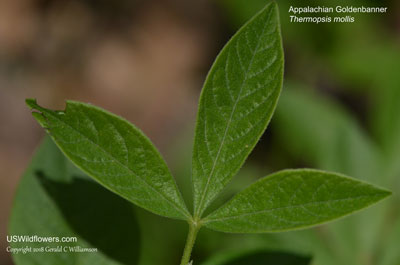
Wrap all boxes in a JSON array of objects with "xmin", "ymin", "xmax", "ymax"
[
  {"xmin": 25, "ymin": 98, "xmax": 38, "ymax": 109},
  {"xmin": 265, "ymin": 0, "xmax": 279, "ymax": 13},
  {"xmin": 376, "ymin": 188, "xmax": 392, "ymax": 200},
  {"xmin": 26, "ymin": 99, "xmax": 49, "ymax": 128},
  {"xmin": 26, "ymin": 98, "xmax": 48, "ymax": 113}
]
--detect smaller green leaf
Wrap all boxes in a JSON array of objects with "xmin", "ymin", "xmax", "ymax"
[
  {"xmin": 9, "ymin": 137, "xmax": 141, "ymax": 265},
  {"xmin": 203, "ymin": 169, "xmax": 390, "ymax": 233},
  {"xmin": 26, "ymin": 99, "xmax": 189, "ymax": 220},
  {"xmin": 201, "ymin": 249, "xmax": 311, "ymax": 265}
]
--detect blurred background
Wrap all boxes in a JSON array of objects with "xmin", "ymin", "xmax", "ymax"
[{"xmin": 1, "ymin": 0, "xmax": 399, "ymax": 264}]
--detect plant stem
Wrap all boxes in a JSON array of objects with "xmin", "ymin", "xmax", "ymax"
[{"xmin": 180, "ymin": 221, "xmax": 201, "ymax": 265}]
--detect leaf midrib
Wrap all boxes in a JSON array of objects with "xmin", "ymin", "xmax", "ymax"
[
  {"xmin": 204, "ymin": 193, "xmax": 384, "ymax": 223},
  {"xmin": 42, "ymin": 108, "xmax": 190, "ymax": 219},
  {"xmin": 196, "ymin": 8, "xmax": 274, "ymax": 217}
]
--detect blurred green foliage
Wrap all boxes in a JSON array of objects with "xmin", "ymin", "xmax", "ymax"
[{"xmin": 201, "ymin": 249, "xmax": 311, "ymax": 265}]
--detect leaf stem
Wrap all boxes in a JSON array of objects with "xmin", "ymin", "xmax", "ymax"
[{"xmin": 180, "ymin": 221, "xmax": 201, "ymax": 265}]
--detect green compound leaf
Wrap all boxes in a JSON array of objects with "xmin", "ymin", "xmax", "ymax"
[
  {"xmin": 203, "ymin": 169, "xmax": 390, "ymax": 233},
  {"xmin": 26, "ymin": 99, "xmax": 190, "ymax": 220},
  {"xmin": 192, "ymin": 2, "xmax": 284, "ymax": 217}
]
